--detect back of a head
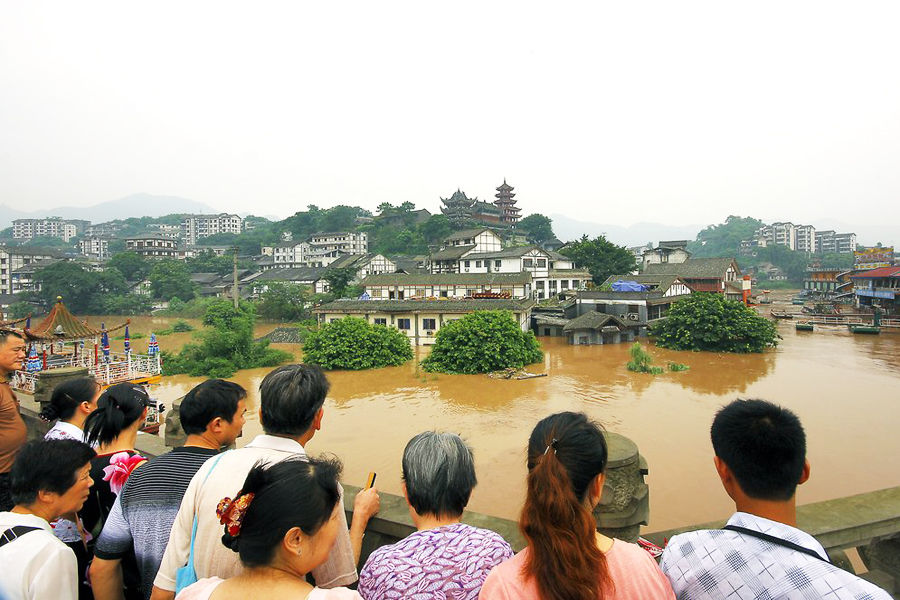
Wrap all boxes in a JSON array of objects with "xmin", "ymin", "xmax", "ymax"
[
  {"xmin": 711, "ymin": 398, "xmax": 807, "ymax": 501},
  {"xmin": 221, "ymin": 456, "xmax": 342, "ymax": 567},
  {"xmin": 40, "ymin": 377, "xmax": 99, "ymax": 422},
  {"xmin": 84, "ymin": 383, "xmax": 149, "ymax": 447},
  {"xmin": 11, "ymin": 439, "xmax": 96, "ymax": 506},
  {"xmin": 259, "ymin": 364, "xmax": 330, "ymax": 437},
  {"xmin": 521, "ymin": 412, "xmax": 611, "ymax": 600},
  {"xmin": 402, "ymin": 431, "xmax": 477, "ymax": 519},
  {"xmin": 179, "ymin": 379, "xmax": 247, "ymax": 435}
]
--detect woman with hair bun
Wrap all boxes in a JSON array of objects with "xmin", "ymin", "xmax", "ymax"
[
  {"xmin": 176, "ymin": 456, "xmax": 362, "ymax": 600},
  {"xmin": 479, "ymin": 412, "xmax": 674, "ymax": 600},
  {"xmin": 42, "ymin": 376, "xmax": 101, "ymax": 443}
]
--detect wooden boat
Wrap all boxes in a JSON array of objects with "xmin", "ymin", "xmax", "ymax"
[
  {"xmin": 770, "ymin": 311, "xmax": 794, "ymax": 319},
  {"xmin": 795, "ymin": 322, "xmax": 814, "ymax": 331},
  {"xmin": 848, "ymin": 324, "xmax": 880, "ymax": 335},
  {"xmin": 792, "ymin": 298, "xmax": 806, "ymax": 305}
]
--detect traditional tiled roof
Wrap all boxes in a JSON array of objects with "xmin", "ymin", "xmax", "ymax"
[
  {"xmin": 563, "ymin": 312, "xmax": 633, "ymax": 332},
  {"xmin": 362, "ymin": 272, "xmax": 532, "ymax": 286},
  {"xmin": 314, "ymin": 298, "xmax": 535, "ymax": 314},
  {"xmin": 599, "ymin": 273, "xmax": 686, "ymax": 292},
  {"xmin": 28, "ymin": 297, "xmax": 126, "ymax": 341},
  {"xmin": 463, "ymin": 246, "xmax": 548, "ymax": 260},
  {"xmin": 444, "ymin": 228, "xmax": 497, "ymax": 242},
  {"xmin": 643, "ymin": 258, "xmax": 739, "ymax": 278},
  {"xmin": 253, "ymin": 267, "xmax": 327, "ymax": 282},
  {"xmin": 850, "ymin": 266, "xmax": 900, "ymax": 279},
  {"xmin": 431, "ymin": 245, "xmax": 476, "ymax": 261},
  {"xmin": 326, "ymin": 253, "xmax": 370, "ymax": 269}
]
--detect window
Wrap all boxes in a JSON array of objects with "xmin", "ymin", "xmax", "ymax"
[
  {"xmin": 536, "ymin": 280, "xmax": 545, "ymax": 289},
  {"xmin": 397, "ymin": 318, "xmax": 411, "ymax": 330},
  {"xmin": 495, "ymin": 260, "xmax": 501, "ymax": 269},
  {"xmin": 536, "ymin": 258, "xmax": 547, "ymax": 268},
  {"xmin": 423, "ymin": 318, "xmax": 436, "ymax": 330},
  {"xmin": 464, "ymin": 260, "xmax": 470, "ymax": 268},
  {"xmin": 440, "ymin": 290, "xmax": 448, "ymax": 298},
  {"xmin": 549, "ymin": 280, "xmax": 558, "ymax": 290},
  {"xmin": 476, "ymin": 260, "xmax": 482, "ymax": 268},
  {"xmin": 523, "ymin": 258, "xmax": 533, "ymax": 268},
  {"xmin": 374, "ymin": 318, "xmax": 387, "ymax": 326},
  {"xmin": 561, "ymin": 280, "xmax": 569, "ymax": 289}
]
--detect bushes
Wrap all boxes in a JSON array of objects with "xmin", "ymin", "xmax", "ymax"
[
  {"xmin": 162, "ymin": 300, "xmax": 292, "ymax": 378},
  {"xmin": 626, "ymin": 343, "xmax": 664, "ymax": 374},
  {"xmin": 302, "ymin": 317, "xmax": 413, "ymax": 370},
  {"xmin": 651, "ymin": 293, "xmax": 779, "ymax": 353},
  {"xmin": 421, "ymin": 311, "xmax": 543, "ymax": 374}
]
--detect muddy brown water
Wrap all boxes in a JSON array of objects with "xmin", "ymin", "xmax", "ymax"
[{"xmin": 84, "ymin": 310, "xmax": 900, "ymax": 531}]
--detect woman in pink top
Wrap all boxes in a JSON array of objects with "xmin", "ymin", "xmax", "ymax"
[
  {"xmin": 176, "ymin": 457, "xmax": 363, "ymax": 600},
  {"xmin": 479, "ymin": 412, "xmax": 674, "ymax": 600}
]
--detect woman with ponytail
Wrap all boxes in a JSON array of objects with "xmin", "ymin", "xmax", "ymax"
[
  {"xmin": 479, "ymin": 412, "xmax": 674, "ymax": 600},
  {"xmin": 176, "ymin": 456, "xmax": 363, "ymax": 600},
  {"xmin": 43, "ymin": 377, "xmax": 101, "ymax": 443}
]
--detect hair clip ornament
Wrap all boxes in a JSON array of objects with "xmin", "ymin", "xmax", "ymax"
[{"xmin": 217, "ymin": 492, "xmax": 255, "ymax": 537}]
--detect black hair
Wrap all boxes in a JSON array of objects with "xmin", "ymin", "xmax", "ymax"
[
  {"xmin": 179, "ymin": 379, "xmax": 247, "ymax": 435},
  {"xmin": 0, "ymin": 329, "xmax": 25, "ymax": 346},
  {"xmin": 84, "ymin": 382, "xmax": 149, "ymax": 447},
  {"xmin": 711, "ymin": 398, "xmax": 807, "ymax": 501},
  {"xmin": 520, "ymin": 412, "xmax": 612, "ymax": 600},
  {"xmin": 222, "ymin": 456, "xmax": 343, "ymax": 567},
  {"xmin": 40, "ymin": 377, "xmax": 100, "ymax": 422},
  {"xmin": 10, "ymin": 439, "xmax": 96, "ymax": 505},
  {"xmin": 402, "ymin": 431, "xmax": 476, "ymax": 518},
  {"xmin": 258, "ymin": 364, "xmax": 330, "ymax": 437}
]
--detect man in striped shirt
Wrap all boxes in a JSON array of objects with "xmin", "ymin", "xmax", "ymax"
[{"xmin": 90, "ymin": 380, "xmax": 247, "ymax": 600}]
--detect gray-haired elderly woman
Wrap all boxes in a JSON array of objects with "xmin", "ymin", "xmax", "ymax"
[{"xmin": 357, "ymin": 431, "xmax": 513, "ymax": 600}]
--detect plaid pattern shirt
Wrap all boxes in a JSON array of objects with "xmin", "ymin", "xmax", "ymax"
[{"xmin": 660, "ymin": 512, "xmax": 891, "ymax": 600}]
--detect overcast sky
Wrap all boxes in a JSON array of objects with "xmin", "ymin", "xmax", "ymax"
[{"xmin": 2, "ymin": 1, "xmax": 899, "ymax": 237}]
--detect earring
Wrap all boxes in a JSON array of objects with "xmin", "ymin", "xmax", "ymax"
[{"xmin": 297, "ymin": 548, "xmax": 302, "ymax": 556}]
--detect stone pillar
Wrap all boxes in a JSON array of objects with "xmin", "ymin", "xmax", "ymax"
[
  {"xmin": 163, "ymin": 397, "xmax": 187, "ymax": 448},
  {"xmin": 594, "ymin": 431, "xmax": 650, "ymax": 542},
  {"xmin": 32, "ymin": 366, "xmax": 91, "ymax": 414}
]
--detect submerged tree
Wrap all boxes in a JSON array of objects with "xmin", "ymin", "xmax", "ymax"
[
  {"xmin": 421, "ymin": 311, "xmax": 543, "ymax": 374},
  {"xmin": 302, "ymin": 317, "xmax": 413, "ymax": 370},
  {"xmin": 651, "ymin": 293, "xmax": 779, "ymax": 353}
]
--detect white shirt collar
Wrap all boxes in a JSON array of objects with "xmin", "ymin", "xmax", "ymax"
[
  {"xmin": 0, "ymin": 512, "xmax": 52, "ymax": 531},
  {"xmin": 244, "ymin": 434, "xmax": 307, "ymax": 455},
  {"xmin": 727, "ymin": 511, "xmax": 827, "ymax": 555},
  {"xmin": 48, "ymin": 421, "xmax": 86, "ymax": 442}
]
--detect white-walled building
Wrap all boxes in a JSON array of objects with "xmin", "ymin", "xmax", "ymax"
[
  {"xmin": 362, "ymin": 272, "xmax": 533, "ymax": 300},
  {"xmin": 126, "ymin": 235, "xmax": 179, "ymax": 259},
  {"xmin": 641, "ymin": 241, "xmax": 690, "ymax": 270},
  {"xmin": 12, "ymin": 218, "xmax": 81, "ymax": 242},
  {"xmin": 181, "ymin": 214, "xmax": 244, "ymax": 246},
  {"xmin": 0, "ymin": 247, "xmax": 59, "ymax": 294},
  {"xmin": 79, "ymin": 236, "xmax": 110, "ymax": 260}
]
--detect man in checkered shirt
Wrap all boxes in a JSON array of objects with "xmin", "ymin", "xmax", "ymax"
[{"xmin": 660, "ymin": 399, "xmax": 891, "ymax": 600}]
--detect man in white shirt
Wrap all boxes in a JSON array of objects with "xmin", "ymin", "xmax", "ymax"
[
  {"xmin": 660, "ymin": 399, "xmax": 891, "ymax": 600},
  {"xmin": 0, "ymin": 439, "xmax": 96, "ymax": 600},
  {"xmin": 150, "ymin": 364, "xmax": 380, "ymax": 600}
]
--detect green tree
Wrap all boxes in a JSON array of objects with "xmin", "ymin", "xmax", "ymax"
[
  {"xmin": 162, "ymin": 300, "xmax": 291, "ymax": 378},
  {"xmin": 560, "ymin": 235, "xmax": 636, "ymax": 284},
  {"xmin": 256, "ymin": 282, "xmax": 312, "ymax": 321},
  {"xmin": 108, "ymin": 252, "xmax": 149, "ymax": 281},
  {"xmin": 149, "ymin": 260, "xmax": 196, "ymax": 300},
  {"xmin": 650, "ymin": 293, "xmax": 779, "ymax": 353},
  {"xmin": 101, "ymin": 294, "xmax": 155, "ymax": 315},
  {"xmin": 185, "ymin": 251, "xmax": 237, "ymax": 275},
  {"xmin": 323, "ymin": 267, "xmax": 357, "ymax": 298},
  {"xmin": 421, "ymin": 311, "xmax": 543, "ymax": 374},
  {"xmin": 689, "ymin": 216, "xmax": 765, "ymax": 258},
  {"xmin": 418, "ymin": 215, "xmax": 452, "ymax": 245},
  {"xmin": 302, "ymin": 317, "xmax": 413, "ymax": 370},
  {"xmin": 7, "ymin": 302, "xmax": 35, "ymax": 320},
  {"xmin": 518, "ymin": 214, "xmax": 555, "ymax": 243},
  {"xmin": 32, "ymin": 262, "xmax": 128, "ymax": 313}
]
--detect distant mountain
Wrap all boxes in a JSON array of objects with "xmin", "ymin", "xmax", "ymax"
[
  {"xmin": 549, "ymin": 213, "xmax": 703, "ymax": 247},
  {"xmin": 0, "ymin": 194, "xmax": 219, "ymax": 228}
]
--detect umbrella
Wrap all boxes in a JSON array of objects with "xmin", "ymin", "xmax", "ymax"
[
  {"xmin": 147, "ymin": 333, "xmax": 159, "ymax": 357},
  {"xmin": 101, "ymin": 325, "xmax": 110, "ymax": 362},
  {"xmin": 25, "ymin": 345, "xmax": 42, "ymax": 373},
  {"xmin": 123, "ymin": 325, "xmax": 131, "ymax": 354}
]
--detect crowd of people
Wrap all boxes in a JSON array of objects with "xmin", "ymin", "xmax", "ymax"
[{"xmin": 0, "ymin": 327, "xmax": 893, "ymax": 600}]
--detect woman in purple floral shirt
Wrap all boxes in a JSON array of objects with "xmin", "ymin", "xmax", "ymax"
[{"xmin": 358, "ymin": 432, "xmax": 513, "ymax": 600}]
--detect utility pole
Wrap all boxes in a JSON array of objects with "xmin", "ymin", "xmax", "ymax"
[{"xmin": 232, "ymin": 246, "xmax": 239, "ymax": 309}]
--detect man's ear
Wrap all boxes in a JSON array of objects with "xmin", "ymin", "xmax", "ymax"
[
  {"xmin": 798, "ymin": 460, "xmax": 810, "ymax": 485},
  {"xmin": 313, "ymin": 407, "xmax": 324, "ymax": 431},
  {"xmin": 714, "ymin": 456, "xmax": 732, "ymax": 485}
]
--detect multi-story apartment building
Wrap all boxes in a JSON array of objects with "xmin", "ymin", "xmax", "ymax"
[
  {"xmin": 833, "ymin": 232, "xmax": 857, "ymax": 254},
  {"xmin": 261, "ymin": 242, "xmax": 310, "ymax": 265},
  {"xmin": 79, "ymin": 236, "xmax": 110, "ymax": 260},
  {"xmin": 0, "ymin": 247, "xmax": 59, "ymax": 294},
  {"xmin": 147, "ymin": 223, "xmax": 182, "ymax": 238},
  {"xmin": 12, "ymin": 218, "xmax": 84, "ymax": 242},
  {"xmin": 771, "ymin": 222, "xmax": 797, "ymax": 250},
  {"xmin": 85, "ymin": 221, "xmax": 123, "ymax": 237},
  {"xmin": 795, "ymin": 225, "xmax": 816, "ymax": 252},
  {"xmin": 747, "ymin": 224, "xmax": 854, "ymax": 255},
  {"xmin": 308, "ymin": 231, "xmax": 368, "ymax": 255},
  {"xmin": 181, "ymin": 214, "xmax": 244, "ymax": 246},
  {"xmin": 126, "ymin": 234, "xmax": 179, "ymax": 259}
]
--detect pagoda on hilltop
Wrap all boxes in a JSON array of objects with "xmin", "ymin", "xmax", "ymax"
[
  {"xmin": 440, "ymin": 189, "xmax": 478, "ymax": 227},
  {"xmin": 494, "ymin": 179, "xmax": 521, "ymax": 226}
]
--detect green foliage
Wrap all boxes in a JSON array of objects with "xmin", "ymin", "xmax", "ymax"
[
  {"xmin": 323, "ymin": 267, "xmax": 356, "ymax": 298},
  {"xmin": 100, "ymin": 294, "xmax": 155, "ymax": 315},
  {"xmin": 154, "ymin": 319, "xmax": 195, "ymax": 335},
  {"xmin": 108, "ymin": 252, "xmax": 149, "ymax": 281},
  {"xmin": 626, "ymin": 343, "xmax": 664, "ymax": 374},
  {"xmin": 651, "ymin": 293, "xmax": 779, "ymax": 353},
  {"xmin": 255, "ymin": 282, "xmax": 312, "ymax": 321},
  {"xmin": 421, "ymin": 311, "xmax": 543, "ymax": 374},
  {"xmin": 149, "ymin": 260, "xmax": 196, "ymax": 300},
  {"xmin": 162, "ymin": 300, "xmax": 291, "ymax": 378},
  {"xmin": 7, "ymin": 302, "xmax": 35, "ymax": 320},
  {"xmin": 185, "ymin": 251, "xmax": 240, "ymax": 275},
  {"xmin": 518, "ymin": 214, "xmax": 556, "ymax": 243},
  {"xmin": 157, "ymin": 296, "xmax": 217, "ymax": 318},
  {"xmin": 32, "ymin": 262, "xmax": 130, "ymax": 313},
  {"xmin": 560, "ymin": 235, "xmax": 636, "ymax": 284},
  {"xmin": 302, "ymin": 317, "xmax": 413, "ymax": 370},
  {"xmin": 689, "ymin": 216, "xmax": 764, "ymax": 258},
  {"xmin": 419, "ymin": 215, "xmax": 453, "ymax": 245},
  {"xmin": 667, "ymin": 362, "xmax": 689, "ymax": 372}
]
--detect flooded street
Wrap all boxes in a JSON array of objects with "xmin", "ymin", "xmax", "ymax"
[{"xmin": 88, "ymin": 313, "xmax": 900, "ymax": 531}]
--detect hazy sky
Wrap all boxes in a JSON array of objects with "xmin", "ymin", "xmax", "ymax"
[{"xmin": 2, "ymin": 1, "xmax": 899, "ymax": 235}]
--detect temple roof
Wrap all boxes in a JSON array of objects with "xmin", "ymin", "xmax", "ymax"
[{"xmin": 27, "ymin": 297, "xmax": 127, "ymax": 341}]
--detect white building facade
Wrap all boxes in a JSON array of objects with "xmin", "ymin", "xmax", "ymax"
[{"xmin": 181, "ymin": 214, "xmax": 244, "ymax": 246}]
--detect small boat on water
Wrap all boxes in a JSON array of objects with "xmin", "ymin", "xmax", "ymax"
[
  {"xmin": 848, "ymin": 324, "xmax": 880, "ymax": 335},
  {"xmin": 795, "ymin": 322, "xmax": 814, "ymax": 331},
  {"xmin": 771, "ymin": 311, "xmax": 794, "ymax": 319},
  {"xmin": 792, "ymin": 297, "xmax": 806, "ymax": 305}
]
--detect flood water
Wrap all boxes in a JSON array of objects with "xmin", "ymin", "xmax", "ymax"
[{"xmin": 84, "ymin": 310, "xmax": 900, "ymax": 531}]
